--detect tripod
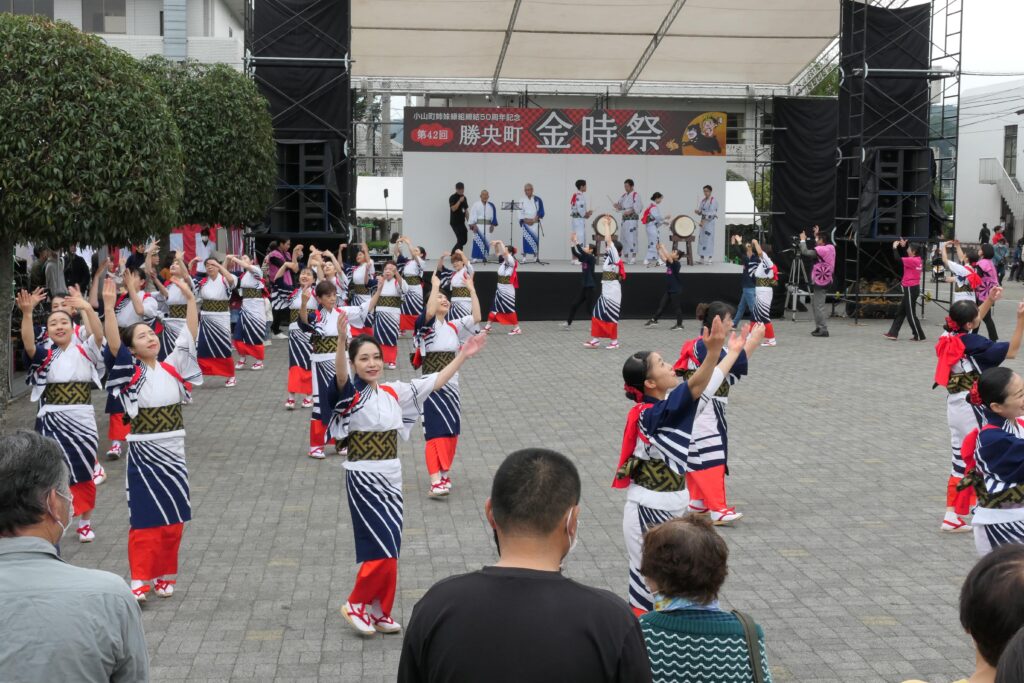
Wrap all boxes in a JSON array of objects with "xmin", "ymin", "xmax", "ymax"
[{"xmin": 784, "ymin": 251, "xmax": 811, "ymax": 321}]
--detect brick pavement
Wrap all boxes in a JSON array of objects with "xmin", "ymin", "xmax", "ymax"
[{"xmin": 7, "ymin": 286, "xmax": 1024, "ymax": 682}]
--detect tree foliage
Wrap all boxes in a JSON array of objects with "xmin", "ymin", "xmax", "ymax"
[
  {"xmin": 0, "ymin": 15, "xmax": 184, "ymax": 245},
  {"xmin": 141, "ymin": 56, "xmax": 276, "ymax": 226},
  {"xmin": 810, "ymin": 65, "xmax": 840, "ymax": 97}
]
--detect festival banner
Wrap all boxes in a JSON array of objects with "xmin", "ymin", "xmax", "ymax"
[{"xmin": 404, "ymin": 107, "xmax": 727, "ymax": 156}]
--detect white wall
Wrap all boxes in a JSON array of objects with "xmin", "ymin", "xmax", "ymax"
[
  {"xmin": 131, "ymin": 0, "xmax": 161, "ymax": 35},
  {"xmin": 404, "ymin": 152, "xmax": 727, "ymax": 262},
  {"xmin": 53, "ymin": 0, "xmax": 82, "ymax": 26},
  {"xmin": 212, "ymin": 0, "xmax": 241, "ymax": 38},
  {"xmin": 955, "ymin": 79, "xmax": 1024, "ymax": 239}
]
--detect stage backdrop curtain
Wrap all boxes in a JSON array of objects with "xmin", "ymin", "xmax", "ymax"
[{"xmin": 770, "ymin": 97, "xmax": 838, "ymax": 257}]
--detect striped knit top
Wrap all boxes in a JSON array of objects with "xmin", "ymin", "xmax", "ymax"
[{"xmin": 640, "ymin": 608, "xmax": 773, "ymax": 683}]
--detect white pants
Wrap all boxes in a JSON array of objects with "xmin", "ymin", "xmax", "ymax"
[
  {"xmin": 623, "ymin": 500, "xmax": 687, "ymax": 611},
  {"xmin": 621, "ymin": 219, "xmax": 638, "ymax": 259},
  {"xmin": 645, "ymin": 223, "xmax": 659, "ymax": 261},
  {"xmin": 572, "ymin": 218, "xmax": 586, "ymax": 247}
]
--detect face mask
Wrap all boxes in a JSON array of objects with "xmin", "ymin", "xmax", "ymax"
[
  {"xmin": 561, "ymin": 509, "xmax": 580, "ymax": 570},
  {"xmin": 49, "ymin": 489, "xmax": 74, "ymax": 539}
]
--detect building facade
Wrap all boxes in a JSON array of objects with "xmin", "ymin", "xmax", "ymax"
[
  {"xmin": 2, "ymin": 0, "xmax": 243, "ymax": 68},
  {"xmin": 955, "ymin": 79, "xmax": 1024, "ymax": 241}
]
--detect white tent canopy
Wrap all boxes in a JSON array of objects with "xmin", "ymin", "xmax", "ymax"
[
  {"xmin": 352, "ymin": 0, "xmax": 840, "ymax": 96},
  {"xmin": 725, "ymin": 180, "xmax": 760, "ymax": 226}
]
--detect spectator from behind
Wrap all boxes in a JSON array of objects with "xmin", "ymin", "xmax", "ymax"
[
  {"xmin": 640, "ymin": 515, "xmax": 773, "ymax": 683},
  {"xmin": 398, "ymin": 448, "xmax": 651, "ymax": 683},
  {"xmin": 959, "ymin": 544, "xmax": 1024, "ymax": 683},
  {"xmin": 996, "ymin": 626, "xmax": 1024, "ymax": 683},
  {"xmin": 0, "ymin": 431, "xmax": 149, "ymax": 682},
  {"xmin": 980, "ymin": 223, "xmax": 991, "ymax": 245}
]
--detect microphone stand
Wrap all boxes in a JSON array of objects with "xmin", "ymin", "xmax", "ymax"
[{"xmin": 501, "ymin": 200, "xmax": 523, "ymax": 264}]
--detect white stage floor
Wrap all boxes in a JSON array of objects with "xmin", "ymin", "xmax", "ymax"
[{"xmin": 459, "ymin": 258, "xmax": 742, "ymax": 274}]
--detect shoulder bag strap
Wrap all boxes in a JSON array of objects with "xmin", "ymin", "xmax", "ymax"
[{"xmin": 731, "ymin": 610, "xmax": 766, "ymax": 683}]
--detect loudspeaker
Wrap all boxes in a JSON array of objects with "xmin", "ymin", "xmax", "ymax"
[{"xmin": 856, "ymin": 147, "xmax": 933, "ymax": 239}]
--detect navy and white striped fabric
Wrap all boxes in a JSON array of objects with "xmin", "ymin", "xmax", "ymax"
[
  {"xmin": 288, "ymin": 327, "xmax": 312, "ymax": 371},
  {"xmin": 981, "ymin": 520, "xmax": 1024, "ymax": 552},
  {"xmin": 40, "ymin": 410, "xmax": 98, "ymax": 486},
  {"xmin": 234, "ymin": 299, "xmax": 266, "ymax": 346},
  {"xmin": 593, "ymin": 295, "xmax": 620, "ymax": 324},
  {"xmin": 126, "ymin": 437, "xmax": 190, "ymax": 528},
  {"xmin": 625, "ymin": 503, "xmax": 678, "ymax": 612},
  {"xmin": 197, "ymin": 313, "xmax": 232, "ymax": 360},
  {"xmin": 752, "ymin": 253, "xmax": 774, "ymax": 324},
  {"xmin": 491, "ymin": 286, "xmax": 516, "ymax": 315},
  {"xmin": 346, "ymin": 468, "xmax": 404, "ymax": 562},
  {"xmin": 423, "ymin": 384, "xmax": 461, "ymax": 440}
]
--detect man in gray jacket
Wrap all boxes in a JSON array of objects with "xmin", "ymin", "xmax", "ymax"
[{"xmin": 0, "ymin": 431, "xmax": 149, "ymax": 682}]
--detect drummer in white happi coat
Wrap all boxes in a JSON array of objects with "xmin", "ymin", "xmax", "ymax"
[
  {"xmin": 569, "ymin": 179, "xmax": 592, "ymax": 264},
  {"xmin": 695, "ymin": 184, "xmax": 719, "ymax": 265},
  {"xmin": 614, "ymin": 179, "xmax": 642, "ymax": 265},
  {"xmin": 518, "ymin": 183, "xmax": 545, "ymax": 262}
]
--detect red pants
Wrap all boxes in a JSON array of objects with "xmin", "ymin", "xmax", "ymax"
[
  {"xmin": 310, "ymin": 420, "xmax": 334, "ymax": 449},
  {"xmin": 70, "ymin": 480, "xmax": 96, "ymax": 517},
  {"xmin": 233, "ymin": 340, "xmax": 265, "ymax": 360},
  {"xmin": 199, "ymin": 357, "xmax": 235, "ymax": 378},
  {"xmin": 128, "ymin": 523, "xmax": 184, "ymax": 581},
  {"xmin": 288, "ymin": 366, "xmax": 312, "ymax": 394},
  {"xmin": 488, "ymin": 311, "xmax": 519, "ymax": 326},
  {"xmin": 947, "ymin": 475, "xmax": 976, "ymax": 516},
  {"xmin": 764, "ymin": 322, "xmax": 776, "ymax": 340},
  {"xmin": 108, "ymin": 413, "xmax": 130, "ymax": 441},
  {"xmin": 381, "ymin": 345, "xmax": 398, "ymax": 365},
  {"xmin": 590, "ymin": 319, "xmax": 617, "ymax": 340},
  {"xmin": 686, "ymin": 466, "xmax": 728, "ymax": 512},
  {"xmin": 348, "ymin": 558, "xmax": 397, "ymax": 615},
  {"xmin": 425, "ymin": 437, "xmax": 458, "ymax": 475}
]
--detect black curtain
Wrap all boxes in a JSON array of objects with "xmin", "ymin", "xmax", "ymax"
[
  {"xmin": 770, "ymin": 97, "xmax": 838, "ymax": 257},
  {"xmin": 838, "ymin": 0, "xmax": 931, "ymax": 148}
]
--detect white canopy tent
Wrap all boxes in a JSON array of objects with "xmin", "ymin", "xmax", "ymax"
[
  {"xmin": 724, "ymin": 180, "xmax": 761, "ymax": 226},
  {"xmin": 351, "ymin": 0, "xmax": 843, "ymax": 96}
]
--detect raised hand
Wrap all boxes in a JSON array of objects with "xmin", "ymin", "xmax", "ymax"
[
  {"xmin": 336, "ymin": 308, "xmax": 349, "ymax": 336},
  {"xmin": 702, "ymin": 315, "xmax": 726, "ymax": 354},
  {"xmin": 745, "ymin": 323, "xmax": 766, "ymax": 347},
  {"xmin": 171, "ymin": 278, "xmax": 195, "ymax": 300},
  {"xmin": 431, "ymin": 271, "xmax": 441, "ymax": 288},
  {"xmin": 989, "ymin": 286, "xmax": 1005, "ymax": 303},
  {"xmin": 1017, "ymin": 301, "xmax": 1024, "ymax": 320},
  {"xmin": 461, "ymin": 331, "xmax": 487, "ymax": 357},
  {"xmin": 16, "ymin": 289, "xmax": 42, "ymax": 313},
  {"xmin": 102, "ymin": 277, "xmax": 118, "ymax": 305}
]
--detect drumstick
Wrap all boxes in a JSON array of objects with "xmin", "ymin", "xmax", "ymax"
[{"xmin": 606, "ymin": 194, "xmax": 617, "ymax": 208}]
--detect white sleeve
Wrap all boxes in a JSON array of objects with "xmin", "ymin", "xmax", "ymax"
[
  {"xmin": 166, "ymin": 326, "xmax": 203, "ymax": 385},
  {"xmin": 760, "ymin": 253, "xmax": 774, "ymax": 269},
  {"xmin": 947, "ymin": 260, "xmax": 969, "ymax": 277},
  {"xmin": 142, "ymin": 297, "xmax": 161, "ymax": 319},
  {"xmin": 457, "ymin": 315, "xmax": 479, "ymax": 340},
  {"xmin": 388, "ymin": 376, "xmax": 437, "ymax": 439},
  {"xmin": 608, "ymin": 243, "xmax": 620, "ymax": 262}
]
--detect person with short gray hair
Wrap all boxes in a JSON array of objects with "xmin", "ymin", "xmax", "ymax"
[{"xmin": 0, "ymin": 430, "xmax": 150, "ymax": 682}]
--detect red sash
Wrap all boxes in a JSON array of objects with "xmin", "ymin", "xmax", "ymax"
[
  {"xmin": 934, "ymin": 333, "xmax": 966, "ymax": 387},
  {"xmin": 673, "ymin": 338, "xmax": 700, "ymax": 373},
  {"xmin": 612, "ymin": 403, "xmax": 651, "ymax": 489}
]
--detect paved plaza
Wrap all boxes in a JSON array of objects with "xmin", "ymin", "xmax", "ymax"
[{"xmin": 9, "ymin": 285, "xmax": 1024, "ymax": 683}]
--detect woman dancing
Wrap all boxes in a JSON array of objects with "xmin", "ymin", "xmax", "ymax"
[
  {"xmin": 585, "ymin": 232, "xmax": 625, "ymax": 350},
  {"xmin": 19, "ymin": 287, "xmax": 105, "ymax": 543},
  {"xmin": 371, "ymin": 261, "xmax": 406, "ymax": 369},
  {"xmin": 639, "ymin": 192, "xmax": 670, "ymax": 267},
  {"xmin": 102, "ymin": 276, "xmax": 203, "ymax": 601},
  {"xmin": 484, "ymin": 240, "xmax": 521, "ymax": 336},
  {"xmin": 194, "ymin": 256, "xmax": 238, "ymax": 386},
  {"xmin": 883, "ymin": 239, "xmax": 925, "ymax": 341},
  {"xmin": 228, "ymin": 254, "xmax": 269, "ymax": 371},
  {"xmin": 414, "ymin": 271, "xmax": 482, "ymax": 497},
  {"xmin": 934, "ymin": 289, "xmax": 1022, "ymax": 532},
  {"xmin": 396, "ymin": 236, "xmax": 426, "ymax": 335},
  {"xmin": 437, "ymin": 250, "xmax": 475, "ymax": 321},
  {"xmin": 673, "ymin": 302, "xmax": 763, "ymax": 525},
  {"xmin": 751, "ymin": 239, "xmax": 777, "ymax": 347},
  {"xmin": 151, "ymin": 254, "xmax": 193, "ymax": 360},
  {"xmin": 325, "ymin": 317, "xmax": 487, "ymax": 635},
  {"xmin": 615, "ymin": 316, "xmax": 760, "ymax": 615},
  {"xmin": 285, "ymin": 266, "xmax": 318, "ymax": 410}
]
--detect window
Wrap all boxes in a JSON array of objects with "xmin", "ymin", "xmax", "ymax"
[
  {"xmin": 81, "ymin": 0, "xmax": 126, "ymax": 33},
  {"xmin": 228, "ymin": 26, "xmax": 233, "ymax": 38},
  {"xmin": 1005, "ymin": 125, "xmax": 1018, "ymax": 178},
  {"xmin": 1, "ymin": 0, "xmax": 54, "ymax": 17},
  {"xmin": 726, "ymin": 112, "xmax": 744, "ymax": 145},
  {"xmin": 761, "ymin": 112, "xmax": 774, "ymax": 147}
]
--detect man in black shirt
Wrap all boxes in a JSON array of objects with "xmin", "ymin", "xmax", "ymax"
[
  {"xmin": 448, "ymin": 182, "xmax": 469, "ymax": 253},
  {"xmin": 398, "ymin": 448, "xmax": 652, "ymax": 683},
  {"xmin": 564, "ymin": 232, "xmax": 598, "ymax": 329}
]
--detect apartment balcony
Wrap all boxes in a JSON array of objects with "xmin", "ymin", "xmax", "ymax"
[{"xmin": 97, "ymin": 34, "xmax": 243, "ymax": 69}]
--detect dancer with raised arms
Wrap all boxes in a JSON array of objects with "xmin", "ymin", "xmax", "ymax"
[{"xmin": 483, "ymin": 240, "xmax": 522, "ymax": 336}]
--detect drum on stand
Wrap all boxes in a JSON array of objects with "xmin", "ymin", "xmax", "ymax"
[
  {"xmin": 669, "ymin": 216, "xmax": 697, "ymax": 266},
  {"xmin": 591, "ymin": 214, "xmax": 618, "ymax": 257}
]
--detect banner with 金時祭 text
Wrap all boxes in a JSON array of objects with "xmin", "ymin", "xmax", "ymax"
[{"xmin": 404, "ymin": 107, "xmax": 727, "ymax": 156}]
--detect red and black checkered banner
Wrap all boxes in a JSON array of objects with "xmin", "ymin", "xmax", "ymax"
[{"xmin": 404, "ymin": 107, "xmax": 727, "ymax": 156}]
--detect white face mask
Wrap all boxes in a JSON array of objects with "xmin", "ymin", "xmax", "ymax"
[
  {"xmin": 561, "ymin": 509, "xmax": 580, "ymax": 569},
  {"xmin": 49, "ymin": 489, "xmax": 74, "ymax": 539}
]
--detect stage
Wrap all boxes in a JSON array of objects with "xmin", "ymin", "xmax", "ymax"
[{"xmin": 428, "ymin": 259, "xmax": 744, "ymax": 321}]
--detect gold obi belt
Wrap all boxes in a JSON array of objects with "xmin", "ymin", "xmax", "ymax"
[
  {"xmin": 347, "ymin": 430, "xmax": 398, "ymax": 461},
  {"xmin": 451, "ymin": 287, "xmax": 471, "ymax": 298},
  {"xmin": 311, "ymin": 335, "xmax": 339, "ymax": 354},
  {"xmin": 676, "ymin": 368, "xmax": 731, "ymax": 397},
  {"xmin": 947, "ymin": 372, "xmax": 979, "ymax": 395},
  {"xmin": 377, "ymin": 296, "xmax": 402, "ymax": 308},
  {"xmin": 602, "ymin": 271, "xmax": 620, "ymax": 281},
  {"xmin": 423, "ymin": 351, "xmax": 456, "ymax": 374},
  {"xmin": 241, "ymin": 288, "xmax": 263, "ymax": 299},
  {"xmin": 404, "ymin": 276, "xmax": 422, "ymax": 286},
  {"xmin": 201, "ymin": 300, "xmax": 229, "ymax": 313},
  {"xmin": 168, "ymin": 304, "xmax": 188, "ymax": 318},
  {"xmin": 616, "ymin": 458, "xmax": 685, "ymax": 492},
  {"xmin": 43, "ymin": 382, "xmax": 91, "ymax": 405},
  {"xmin": 350, "ymin": 285, "xmax": 370, "ymax": 295},
  {"xmin": 131, "ymin": 404, "xmax": 184, "ymax": 434},
  {"xmin": 497, "ymin": 275, "xmax": 512, "ymax": 285},
  {"xmin": 755, "ymin": 278, "xmax": 775, "ymax": 287}
]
